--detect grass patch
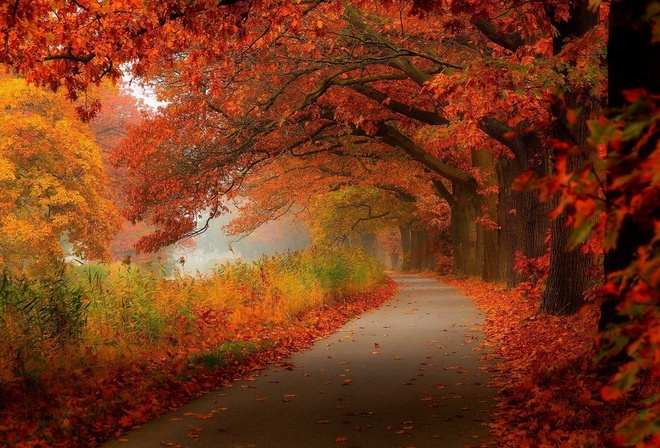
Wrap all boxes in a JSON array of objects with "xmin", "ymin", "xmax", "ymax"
[
  {"xmin": 0, "ymin": 245, "xmax": 391, "ymax": 447},
  {"xmin": 189, "ymin": 341, "xmax": 272, "ymax": 369}
]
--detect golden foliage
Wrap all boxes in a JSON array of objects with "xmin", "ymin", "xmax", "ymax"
[{"xmin": 0, "ymin": 75, "xmax": 120, "ymax": 274}]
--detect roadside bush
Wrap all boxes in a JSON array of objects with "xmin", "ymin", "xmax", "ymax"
[
  {"xmin": 0, "ymin": 266, "xmax": 88, "ymax": 385},
  {"xmin": 0, "ymin": 245, "xmax": 385, "ymax": 387}
]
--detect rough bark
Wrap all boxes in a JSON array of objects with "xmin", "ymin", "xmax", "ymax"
[
  {"xmin": 541, "ymin": 0, "xmax": 598, "ymax": 315},
  {"xmin": 451, "ymin": 182, "xmax": 479, "ymax": 276},
  {"xmin": 600, "ymin": 0, "xmax": 660, "ymax": 331},
  {"xmin": 471, "ymin": 148, "xmax": 501, "ymax": 282},
  {"xmin": 541, "ymin": 106, "xmax": 593, "ymax": 314},
  {"xmin": 409, "ymin": 228, "xmax": 434, "ymax": 271},
  {"xmin": 495, "ymin": 157, "xmax": 518, "ymax": 286}
]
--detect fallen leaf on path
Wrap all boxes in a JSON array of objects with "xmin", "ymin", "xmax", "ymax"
[
  {"xmin": 316, "ymin": 419, "xmax": 331, "ymax": 424},
  {"xmin": 371, "ymin": 351, "xmax": 380, "ymax": 355},
  {"xmin": 119, "ymin": 416, "xmax": 132, "ymax": 428},
  {"xmin": 184, "ymin": 412, "xmax": 213, "ymax": 420},
  {"xmin": 374, "ymin": 343, "xmax": 381, "ymax": 348},
  {"xmin": 334, "ymin": 436, "xmax": 348, "ymax": 442}
]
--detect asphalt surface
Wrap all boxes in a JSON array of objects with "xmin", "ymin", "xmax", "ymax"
[{"xmin": 104, "ymin": 274, "xmax": 495, "ymax": 448}]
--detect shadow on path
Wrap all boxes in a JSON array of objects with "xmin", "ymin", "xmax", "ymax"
[{"xmin": 104, "ymin": 274, "xmax": 495, "ymax": 448}]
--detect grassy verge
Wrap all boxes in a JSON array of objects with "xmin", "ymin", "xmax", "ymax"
[{"xmin": 0, "ymin": 246, "xmax": 394, "ymax": 447}]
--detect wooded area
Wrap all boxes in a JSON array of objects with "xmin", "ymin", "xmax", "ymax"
[{"xmin": 1, "ymin": 0, "xmax": 659, "ymax": 445}]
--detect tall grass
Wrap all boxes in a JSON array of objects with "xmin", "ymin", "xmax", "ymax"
[{"xmin": 0, "ymin": 245, "xmax": 385, "ymax": 387}]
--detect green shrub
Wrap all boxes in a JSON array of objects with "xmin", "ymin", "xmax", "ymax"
[
  {"xmin": 189, "ymin": 341, "xmax": 268, "ymax": 369},
  {"xmin": 0, "ymin": 266, "xmax": 89, "ymax": 382},
  {"xmin": 0, "ymin": 245, "xmax": 386, "ymax": 387}
]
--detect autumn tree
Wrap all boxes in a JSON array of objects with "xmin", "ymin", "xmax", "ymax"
[
  {"xmin": 598, "ymin": 1, "xmax": 660, "ymax": 439},
  {"xmin": 126, "ymin": 1, "xmax": 604, "ymax": 303},
  {"xmin": 218, "ymin": 128, "xmax": 443, "ymax": 270},
  {"xmin": 85, "ymin": 84, "xmax": 178, "ymax": 264},
  {"xmin": 0, "ymin": 75, "xmax": 120, "ymax": 274},
  {"xmin": 105, "ymin": 2, "xmax": 494, "ymax": 278},
  {"xmin": 2, "ymin": 0, "xmax": 608, "ymax": 313}
]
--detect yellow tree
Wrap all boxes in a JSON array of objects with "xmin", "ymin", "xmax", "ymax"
[{"xmin": 0, "ymin": 76, "xmax": 120, "ymax": 274}]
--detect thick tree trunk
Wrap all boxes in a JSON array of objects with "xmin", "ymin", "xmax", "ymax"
[
  {"xmin": 540, "ymin": 0, "xmax": 598, "ymax": 315},
  {"xmin": 451, "ymin": 182, "xmax": 479, "ymax": 276},
  {"xmin": 409, "ymin": 228, "xmax": 422, "ymax": 271},
  {"xmin": 360, "ymin": 232, "xmax": 378, "ymax": 258},
  {"xmin": 600, "ymin": 0, "xmax": 660, "ymax": 331},
  {"xmin": 496, "ymin": 156, "xmax": 524, "ymax": 286},
  {"xmin": 541, "ymin": 203, "xmax": 591, "ymax": 315},
  {"xmin": 471, "ymin": 148, "xmax": 501, "ymax": 282},
  {"xmin": 541, "ymin": 119, "xmax": 592, "ymax": 315},
  {"xmin": 408, "ymin": 228, "xmax": 435, "ymax": 271},
  {"xmin": 390, "ymin": 252, "xmax": 400, "ymax": 270},
  {"xmin": 399, "ymin": 225, "xmax": 411, "ymax": 270},
  {"xmin": 495, "ymin": 135, "xmax": 552, "ymax": 288}
]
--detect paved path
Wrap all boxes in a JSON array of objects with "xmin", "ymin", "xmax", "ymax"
[{"xmin": 105, "ymin": 274, "xmax": 495, "ymax": 448}]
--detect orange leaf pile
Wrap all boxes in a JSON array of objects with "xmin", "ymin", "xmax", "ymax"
[{"xmin": 439, "ymin": 275, "xmax": 653, "ymax": 447}]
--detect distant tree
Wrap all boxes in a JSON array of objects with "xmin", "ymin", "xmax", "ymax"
[{"xmin": 0, "ymin": 76, "xmax": 120, "ymax": 274}]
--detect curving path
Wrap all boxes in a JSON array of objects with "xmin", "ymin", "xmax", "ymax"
[{"xmin": 104, "ymin": 274, "xmax": 495, "ymax": 448}]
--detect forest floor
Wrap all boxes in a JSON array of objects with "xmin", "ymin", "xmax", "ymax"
[
  {"xmin": 439, "ymin": 275, "xmax": 646, "ymax": 447},
  {"xmin": 1, "ymin": 275, "xmax": 396, "ymax": 448},
  {"xmin": 103, "ymin": 274, "xmax": 495, "ymax": 448},
  {"xmin": 6, "ymin": 271, "xmax": 652, "ymax": 447}
]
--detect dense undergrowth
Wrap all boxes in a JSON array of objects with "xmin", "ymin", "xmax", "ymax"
[
  {"xmin": 441, "ymin": 275, "xmax": 660, "ymax": 447},
  {"xmin": 0, "ymin": 246, "xmax": 393, "ymax": 447}
]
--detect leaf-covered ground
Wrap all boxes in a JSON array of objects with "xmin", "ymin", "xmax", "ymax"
[
  {"xmin": 0, "ymin": 279, "xmax": 396, "ymax": 448},
  {"xmin": 440, "ymin": 275, "xmax": 660, "ymax": 447}
]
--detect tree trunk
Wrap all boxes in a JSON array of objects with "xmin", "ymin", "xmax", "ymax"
[
  {"xmin": 540, "ymin": 118, "xmax": 593, "ymax": 315},
  {"xmin": 360, "ymin": 232, "xmax": 378, "ymax": 258},
  {"xmin": 409, "ymin": 228, "xmax": 422, "ymax": 271},
  {"xmin": 495, "ymin": 132, "xmax": 552, "ymax": 288},
  {"xmin": 451, "ymin": 182, "xmax": 479, "ymax": 276},
  {"xmin": 409, "ymin": 228, "xmax": 434, "ymax": 271},
  {"xmin": 390, "ymin": 252, "xmax": 400, "ymax": 270},
  {"xmin": 496, "ymin": 156, "xmax": 524, "ymax": 286},
  {"xmin": 399, "ymin": 225, "xmax": 411, "ymax": 271},
  {"xmin": 540, "ymin": 0, "xmax": 598, "ymax": 315},
  {"xmin": 472, "ymin": 148, "xmax": 501, "ymax": 282},
  {"xmin": 600, "ymin": 0, "xmax": 660, "ymax": 331}
]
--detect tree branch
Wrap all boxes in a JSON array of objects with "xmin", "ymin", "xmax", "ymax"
[
  {"xmin": 474, "ymin": 18, "xmax": 524, "ymax": 52},
  {"xmin": 372, "ymin": 121, "xmax": 476, "ymax": 187},
  {"xmin": 349, "ymin": 84, "xmax": 449, "ymax": 125}
]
